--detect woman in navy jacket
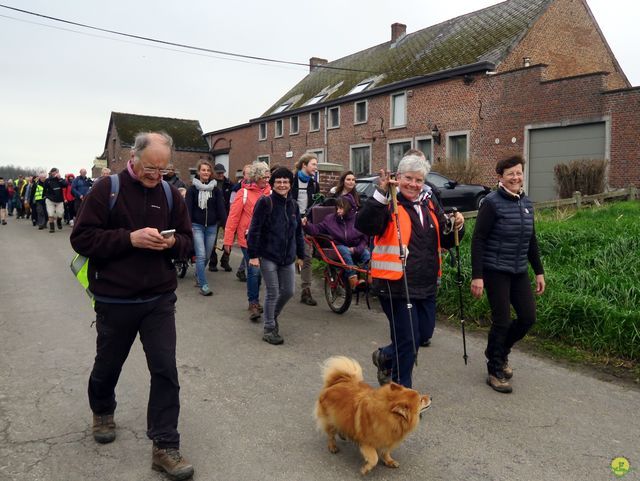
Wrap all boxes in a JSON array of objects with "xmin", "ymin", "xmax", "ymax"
[
  {"xmin": 471, "ymin": 155, "xmax": 545, "ymax": 394},
  {"xmin": 185, "ymin": 160, "xmax": 227, "ymax": 296},
  {"xmin": 247, "ymin": 167, "xmax": 305, "ymax": 345}
]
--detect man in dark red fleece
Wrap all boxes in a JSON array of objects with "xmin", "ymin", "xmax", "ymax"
[{"xmin": 70, "ymin": 131, "xmax": 195, "ymax": 481}]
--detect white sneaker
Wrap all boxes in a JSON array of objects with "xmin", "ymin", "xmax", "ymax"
[{"xmin": 69, "ymin": 219, "xmax": 74, "ymax": 226}]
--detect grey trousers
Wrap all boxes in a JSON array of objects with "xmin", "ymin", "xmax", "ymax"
[
  {"xmin": 260, "ymin": 258, "xmax": 295, "ymax": 332},
  {"xmin": 300, "ymin": 242, "xmax": 313, "ymax": 290}
]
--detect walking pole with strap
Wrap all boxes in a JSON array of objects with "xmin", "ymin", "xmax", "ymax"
[
  {"xmin": 452, "ymin": 208, "xmax": 469, "ymax": 365},
  {"xmin": 389, "ymin": 180, "xmax": 418, "ymax": 368}
]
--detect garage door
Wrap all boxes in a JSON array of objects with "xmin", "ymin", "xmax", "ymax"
[{"xmin": 528, "ymin": 123, "xmax": 605, "ymax": 202}]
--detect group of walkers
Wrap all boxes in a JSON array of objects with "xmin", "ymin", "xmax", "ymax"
[{"xmin": 64, "ymin": 130, "xmax": 544, "ymax": 480}]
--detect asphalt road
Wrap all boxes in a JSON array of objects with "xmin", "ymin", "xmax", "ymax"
[{"xmin": 0, "ymin": 218, "xmax": 638, "ymax": 481}]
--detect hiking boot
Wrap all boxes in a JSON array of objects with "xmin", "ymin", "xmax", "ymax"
[
  {"xmin": 199, "ymin": 285, "xmax": 213, "ymax": 296},
  {"xmin": 151, "ymin": 446, "xmax": 194, "ymax": 480},
  {"xmin": 57, "ymin": 219, "xmax": 63, "ymax": 230},
  {"xmin": 262, "ymin": 329, "xmax": 284, "ymax": 345},
  {"xmin": 420, "ymin": 338, "xmax": 432, "ymax": 347},
  {"xmin": 248, "ymin": 303, "xmax": 261, "ymax": 322},
  {"xmin": 300, "ymin": 288, "xmax": 317, "ymax": 306},
  {"xmin": 486, "ymin": 373, "xmax": 513, "ymax": 393},
  {"xmin": 502, "ymin": 361, "xmax": 513, "ymax": 379},
  {"xmin": 257, "ymin": 303, "xmax": 264, "ymax": 313},
  {"xmin": 236, "ymin": 270, "xmax": 247, "ymax": 282},
  {"xmin": 49, "ymin": 222, "xmax": 55, "ymax": 233},
  {"xmin": 208, "ymin": 265, "xmax": 218, "ymax": 272},
  {"xmin": 38, "ymin": 225, "xmax": 45, "ymax": 230},
  {"xmin": 92, "ymin": 414, "xmax": 116, "ymax": 444},
  {"xmin": 220, "ymin": 254, "xmax": 232, "ymax": 272},
  {"xmin": 371, "ymin": 349, "xmax": 391, "ymax": 386}
]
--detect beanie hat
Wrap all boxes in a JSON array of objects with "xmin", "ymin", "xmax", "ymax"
[{"xmin": 269, "ymin": 167, "xmax": 294, "ymax": 187}]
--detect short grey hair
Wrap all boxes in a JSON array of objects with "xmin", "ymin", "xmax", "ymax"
[
  {"xmin": 248, "ymin": 161, "xmax": 270, "ymax": 182},
  {"xmin": 132, "ymin": 131, "xmax": 174, "ymax": 161},
  {"xmin": 397, "ymin": 152, "xmax": 430, "ymax": 178}
]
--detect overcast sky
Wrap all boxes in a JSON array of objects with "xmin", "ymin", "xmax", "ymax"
[{"xmin": 0, "ymin": 0, "xmax": 637, "ymax": 175}]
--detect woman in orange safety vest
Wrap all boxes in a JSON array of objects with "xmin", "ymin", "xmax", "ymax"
[{"xmin": 355, "ymin": 152, "xmax": 464, "ymax": 388}]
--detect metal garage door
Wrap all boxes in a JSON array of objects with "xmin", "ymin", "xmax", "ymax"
[{"xmin": 528, "ymin": 122, "xmax": 606, "ymax": 202}]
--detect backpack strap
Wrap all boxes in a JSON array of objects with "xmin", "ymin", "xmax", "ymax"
[{"xmin": 107, "ymin": 174, "xmax": 173, "ymax": 212}]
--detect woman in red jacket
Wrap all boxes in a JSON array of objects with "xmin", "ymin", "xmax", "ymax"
[{"xmin": 63, "ymin": 173, "xmax": 75, "ymax": 225}]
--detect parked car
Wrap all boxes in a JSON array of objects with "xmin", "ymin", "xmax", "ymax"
[{"xmin": 355, "ymin": 172, "xmax": 491, "ymax": 212}]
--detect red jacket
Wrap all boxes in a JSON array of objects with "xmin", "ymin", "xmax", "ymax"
[
  {"xmin": 63, "ymin": 174, "xmax": 75, "ymax": 202},
  {"xmin": 223, "ymin": 181, "xmax": 271, "ymax": 249}
]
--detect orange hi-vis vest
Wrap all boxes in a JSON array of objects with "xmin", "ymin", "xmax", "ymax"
[{"xmin": 371, "ymin": 201, "xmax": 441, "ymax": 280}]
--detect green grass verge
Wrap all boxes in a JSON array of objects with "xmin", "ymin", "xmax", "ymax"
[{"xmin": 437, "ymin": 200, "xmax": 640, "ymax": 363}]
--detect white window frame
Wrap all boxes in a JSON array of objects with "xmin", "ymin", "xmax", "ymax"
[
  {"xmin": 350, "ymin": 143, "xmax": 372, "ymax": 176},
  {"xmin": 274, "ymin": 119, "xmax": 283, "ymax": 138},
  {"xmin": 309, "ymin": 111, "xmax": 321, "ymax": 132},
  {"xmin": 306, "ymin": 148, "xmax": 325, "ymax": 163},
  {"xmin": 390, "ymin": 92, "xmax": 407, "ymax": 129},
  {"xmin": 328, "ymin": 106, "xmax": 340, "ymax": 129},
  {"xmin": 290, "ymin": 115, "xmax": 299, "ymax": 135},
  {"xmin": 258, "ymin": 122, "xmax": 267, "ymax": 141},
  {"xmin": 446, "ymin": 130, "xmax": 470, "ymax": 165},
  {"xmin": 306, "ymin": 94, "xmax": 327, "ymax": 106},
  {"xmin": 272, "ymin": 103, "xmax": 291, "ymax": 114},
  {"xmin": 387, "ymin": 138, "xmax": 413, "ymax": 171},
  {"xmin": 415, "ymin": 135, "xmax": 434, "ymax": 165},
  {"xmin": 256, "ymin": 155, "xmax": 270, "ymax": 165},
  {"xmin": 354, "ymin": 100, "xmax": 368, "ymax": 125}
]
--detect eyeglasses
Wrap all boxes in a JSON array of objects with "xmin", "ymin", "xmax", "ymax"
[
  {"xmin": 142, "ymin": 165, "xmax": 169, "ymax": 176},
  {"xmin": 273, "ymin": 179, "xmax": 290, "ymax": 185},
  {"xmin": 503, "ymin": 172, "xmax": 523, "ymax": 178}
]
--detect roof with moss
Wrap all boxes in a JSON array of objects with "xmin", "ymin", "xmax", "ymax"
[
  {"xmin": 108, "ymin": 112, "xmax": 210, "ymax": 152},
  {"xmin": 262, "ymin": 0, "xmax": 553, "ymax": 117}
]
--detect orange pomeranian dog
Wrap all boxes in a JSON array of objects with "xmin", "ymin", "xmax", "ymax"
[{"xmin": 314, "ymin": 356, "xmax": 431, "ymax": 475}]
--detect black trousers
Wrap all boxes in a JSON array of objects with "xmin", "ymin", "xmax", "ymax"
[
  {"xmin": 484, "ymin": 270, "xmax": 537, "ymax": 375},
  {"xmin": 89, "ymin": 292, "xmax": 181, "ymax": 448}
]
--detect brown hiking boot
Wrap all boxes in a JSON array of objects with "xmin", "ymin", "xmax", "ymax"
[
  {"xmin": 503, "ymin": 361, "xmax": 513, "ymax": 379},
  {"xmin": 486, "ymin": 373, "xmax": 513, "ymax": 393},
  {"xmin": 152, "ymin": 446, "xmax": 194, "ymax": 480},
  {"xmin": 300, "ymin": 287, "xmax": 317, "ymax": 306},
  {"xmin": 92, "ymin": 414, "xmax": 116, "ymax": 444},
  {"xmin": 248, "ymin": 303, "xmax": 261, "ymax": 322}
]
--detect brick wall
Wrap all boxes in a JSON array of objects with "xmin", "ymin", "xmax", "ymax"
[
  {"xmin": 498, "ymin": 0, "xmax": 629, "ymax": 90},
  {"xmin": 604, "ymin": 88, "xmax": 640, "ymax": 188}
]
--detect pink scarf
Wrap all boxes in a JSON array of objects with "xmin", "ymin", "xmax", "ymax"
[{"xmin": 127, "ymin": 159, "xmax": 140, "ymax": 181}]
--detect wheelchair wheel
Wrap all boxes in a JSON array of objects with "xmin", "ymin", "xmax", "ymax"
[{"xmin": 324, "ymin": 265, "xmax": 352, "ymax": 314}]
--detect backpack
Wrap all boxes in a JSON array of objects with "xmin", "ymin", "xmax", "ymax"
[{"xmin": 70, "ymin": 174, "xmax": 173, "ymax": 301}]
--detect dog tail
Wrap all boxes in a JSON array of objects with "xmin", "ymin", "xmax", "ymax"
[{"xmin": 320, "ymin": 356, "xmax": 363, "ymax": 388}]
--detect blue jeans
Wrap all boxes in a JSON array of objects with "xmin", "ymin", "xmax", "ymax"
[
  {"xmin": 241, "ymin": 247, "xmax": 261, "ymax": 304},
  {"xmin": 192, "ymin": 223, "xmax": 217, "ymax": 288},
  {"xmin": 259, "ymin": 258, "xmax": 295, "ymax": 332},
  {"xmin": 378, "ymin": 296, "xmax": 436, "ymax": 388},
  {"xmin": 336, "ymin": 245, "xmax": 371, "ymax": 279}
]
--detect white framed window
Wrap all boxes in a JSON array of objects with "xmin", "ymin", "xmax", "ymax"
[
  {"xmin": 275, "ymin": 119, "xmax": 283, "ymax": 138},
  {"xmin": 309, "ymin": 111, "xmax": 320, "ymax": 132},
  {"xmin": 328, "ymin": 106, "xmax": 340, "ymax": 129},
  {"xmin": 273, "ymin": 103, "xmax": 291, "ymax": 114},
  {"xmin": 347, "ymin": 80, "xmax": 373, "ymax": 96},
  {"xmin": 290, "ymin": 116, "xmax": 299, "ymax": 135},
  {"xmin": 390, "ymin": 92, "xmax": 407, "ymax": 128},
  {"xmin": 307, "ymin": 148, "xmax": 325, "ymax": 163},
  {"xmin": 306, "ymin": 94, "xmax": 327, "ymax": 106},
  {"xmin": 258, "ymin": 122, "xmax": 267, "ymax": 141},
  {"xmin": 257, "ymin": 155, "xmax": 270, "ymax": 165},
  {"xmin": 388, "ymin": 139, "xmax": 412, "ymax": 172},
  {"xmin": 354, "ymin": 100, "xmax": 368, "ymax": 124},
  {"xmin": 415, "ymin": 136, "xmax": 434, "ymax": 165},
  {"xmin": 446, "ymin": 131, "xmax": 470, "ymax": 164},
  {"xmin": 350, "ymin": 144, "xmax": 371, "ymax": 176}
]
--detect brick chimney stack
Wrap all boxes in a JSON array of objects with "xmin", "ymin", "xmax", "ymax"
[
  {"xmin": 391, "ymin": 23, "xmax": 406, "ymax": 42},
  {"xmin": 309, "ymin": 57, "xmax": 328, "ymax": 72}
]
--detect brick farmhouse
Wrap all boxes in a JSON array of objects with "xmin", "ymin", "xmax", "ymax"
[{"xmin": 203, "ymin": 0, "xmax": 639, "ymax": 201}]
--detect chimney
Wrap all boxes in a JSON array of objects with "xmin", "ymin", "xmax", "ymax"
[
  {"xmin": 391, "ymin": 23, "xmax": 406, "ymax": 43},
  {"xmin": 309, "ymin": 57, "xmax": 328, "ymax": 72}
]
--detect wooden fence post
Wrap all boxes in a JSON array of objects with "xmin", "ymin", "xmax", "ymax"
[{"xmin": 574, "ymin": 191, "xmax": 582, "ymax": 208}]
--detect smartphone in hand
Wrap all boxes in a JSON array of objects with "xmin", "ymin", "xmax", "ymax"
[{"xmin": 160, "ymin": 229, "xmax": 176, "ymax": 238}]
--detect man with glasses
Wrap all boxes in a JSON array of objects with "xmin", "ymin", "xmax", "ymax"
[{"xmin": 71, "ymin": 131, "xmax": 195, "ymax": 480}]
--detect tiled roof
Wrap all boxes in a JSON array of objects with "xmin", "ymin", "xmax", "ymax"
[
  {"xmin": 263, "ymin": 0, "xmax": 553, "ymax": 117},
  {"xmin": 109, "ymin": 112, "xmax": 210, "ymax": 152}
]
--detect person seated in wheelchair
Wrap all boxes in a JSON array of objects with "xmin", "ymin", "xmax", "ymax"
[{"xmin": 302, "ymin": 197, "xmax": 370, "ymax": 290}]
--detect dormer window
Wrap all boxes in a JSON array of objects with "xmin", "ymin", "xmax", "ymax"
[
  {"xmin": 273, "ymin": 103, "xmax": 291, "ymax": 114},
  {"xmin": 347, "ymin": 81, "xmax": 373, "ymax": 95},
  {"xmin": 305, "ymin": 94, "xmax": 327, "ymax": 106}
]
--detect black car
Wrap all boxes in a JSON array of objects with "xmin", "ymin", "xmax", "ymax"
[{"xmin": 355, "ymin": 172, "xmax": 491, "ymax": 212}]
